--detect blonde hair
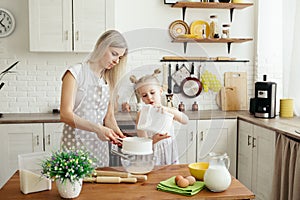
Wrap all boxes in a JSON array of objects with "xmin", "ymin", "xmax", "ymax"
[
  {"xmin": 87, "ymin": 30, "xmax": 128, "ymax": 91},
  {"xmin": 130, "ymin": 69, "xmax": 161, "ymax": 92}
]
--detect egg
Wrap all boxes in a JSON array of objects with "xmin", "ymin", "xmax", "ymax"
[
  {"xmin": 176, "ymin": 178, "xmax": 190, "ymax": 188},
  {"xmin": 185, "ymin": 176, "xmax": 196, "ymax": 186},
  {"xmin": 175, "ymin": 175, "xmax": 184, "ymax": 183}
]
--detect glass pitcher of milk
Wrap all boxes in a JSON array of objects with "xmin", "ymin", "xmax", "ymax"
[{"xmin": 203, "ymin": 152, "xmax": 231, "ymax": 192}]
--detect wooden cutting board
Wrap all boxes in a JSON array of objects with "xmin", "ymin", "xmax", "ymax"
[
  {"xmin": 220, "ymin": 86, "xmax": 239, "ymax": 111},
  {"xmin": 224, "ymin": 72, "xmax": 248, "ymax": 110}
]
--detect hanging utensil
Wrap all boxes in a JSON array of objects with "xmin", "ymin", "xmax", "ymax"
[
  {"xmin": 173, "ymin": 63, "xmax": 181, "ymax": 94},
  {"xmin": 162, "ymin": 63, "xmax": 168, "ymax": 92},
  {"xmin": 198, "ymin": 63, "xmax": 204, "ymax": 92},
  {"xmin": 181, "ymin": 62, "xmax": 203, "ymax": 98},
  {"xmin": 172, "ymin": 63, "xmax": 190, "ymax": 88},
  {"xmin": 167, "ymin": 63, "xmax": 172, "ymax": 94}
]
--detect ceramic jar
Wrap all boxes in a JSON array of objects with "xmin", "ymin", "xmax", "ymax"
[
  {"xmin": 178, "ymin": 102, "xmax": 185, "ymax": 112},
  {"xmin": 192, "ymin": 101, "xmax": 198, "ymax": 111},
  {"xmin": 222, "ymin": 24, "xmax": 231, "ymax": 38},
  {"xmin": 56, "ymin": 178, "xmax": 83, "ymax": 199}
]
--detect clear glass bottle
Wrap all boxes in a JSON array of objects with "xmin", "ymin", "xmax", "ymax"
[
  {"xmin": 222, "ymin": 24, "xmax": 230, "ymax": 38},
  {"xmin": 209, "ymin": 15, "xmax": 219, "ymax": 39}
]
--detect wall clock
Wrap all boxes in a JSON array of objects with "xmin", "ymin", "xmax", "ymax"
[{"xmin": 0, "ymin": 8, "xmax": 16, "ymax": 38}]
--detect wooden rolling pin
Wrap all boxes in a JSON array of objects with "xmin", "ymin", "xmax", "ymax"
[
  {"xmin": 83, "ymin": 176, "xmax": 137, "ymax": 183},
  {"xmin": 93, "ymin": 170, "xmax": 147, "ymax": 181}
]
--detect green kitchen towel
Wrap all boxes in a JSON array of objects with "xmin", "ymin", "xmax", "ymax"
[{"xmin": 157, "ymin": 176, "xmax": 205, "ymax": 196}]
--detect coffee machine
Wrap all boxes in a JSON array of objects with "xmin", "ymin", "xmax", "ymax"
[{"xmin": 252, "ymin": 75, "xmax": 277, "ymax": 118}]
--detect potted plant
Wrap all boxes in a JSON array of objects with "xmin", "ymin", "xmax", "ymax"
[{"xmin": 41, "ymin": 149, "xmax": 95, "ymax": 199}]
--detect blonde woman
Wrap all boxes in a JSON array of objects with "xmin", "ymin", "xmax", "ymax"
[
  {"xmin": 60, "ymin": 30, "xmax": 128, "ymax": 167},
  {"xmin": 130, "ymin": 69, "xmax": 188, "ymax": 165}
]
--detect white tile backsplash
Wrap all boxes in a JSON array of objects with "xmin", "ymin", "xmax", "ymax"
[
  {"xmin": 0, "ymin": 48, "xmax": 257, "ymax": 113},
  {"xmin": 2, "ymin": 0, "xmax": 281, "ymax": 114}
]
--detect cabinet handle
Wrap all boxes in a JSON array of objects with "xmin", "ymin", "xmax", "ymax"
[
  {"xmin": 47, "ymin": 134, "xmax": 51, "ymax": 145},
  {"xmin": 247, "ymin": 135, "xmax": 252, "ymax": 146},
  {"xmin": 76, "ymin": 31, "xmax": 79, "ymax": 41},
  {"xmin": 65, "ymin": 31, "xmax": 68, "ymax": 40},
  {"xmin": 36, "ymin": 135, "xmax": 39, "ymax": 146},
  {"xmin": 190, "ymin": 131, "xmax": 193, "ymax": 142},
  {"xmin": 252, "ymin": 137, "xmax": 256, "ymax": 148},
  {"xmin": 200, "ymin": 131, "xmax": 204, "ymax": 141}
]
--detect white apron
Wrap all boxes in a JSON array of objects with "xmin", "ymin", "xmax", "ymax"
[{"xmin": 60, "ymin": 62, "xmax": 110, "ymax": 167}]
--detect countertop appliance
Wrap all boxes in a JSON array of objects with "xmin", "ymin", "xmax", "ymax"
[{"xmin": 254, "ymin": 75, "xmax": 277, "ymax": 118}]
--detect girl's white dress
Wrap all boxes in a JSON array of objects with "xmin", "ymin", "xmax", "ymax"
[
  {"xmin": 60, "ymin": 62, "xmax": 110, "ymax": 167},
  {"xmin": 147, "ymin": 125, "xmax": 179, "ymax": 165}
]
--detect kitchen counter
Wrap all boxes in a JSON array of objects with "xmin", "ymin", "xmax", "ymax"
[
  {"xmin": 1, "ymin": 110, "xmax": 299, "ymax": 140},
  {"xmin": 117, "ymin": 110, "xmax": 300, "ymax": 140},
  {"xmin": 0, "ymin": 113, "xmax": 61, "ymax": 124},
  {"xmin": 0, "ymin": 110, "xmax": 239, "ymax": 124},
  {"xmin": 237, "ymin": 112, "xmax": 300, "ymax": 140},
  {"xmin": 0, "ymin": 164, "xmax": 255, "ymax": 200}
]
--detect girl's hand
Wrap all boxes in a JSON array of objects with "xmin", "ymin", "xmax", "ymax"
[
  {"xmin": 152, "ymin": 133, "xmax": 170, "ymax": 144},
  {"xmin": 153, "ymin": 105, "xmax": 166, "ymax": 114},
  {"xmin": 154, "ymin": 105, "xmax": 188, "ymax": 125}
]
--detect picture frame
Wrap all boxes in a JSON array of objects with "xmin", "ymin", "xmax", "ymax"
[{"xmin": 164, "ymin": 0, "xmax": 177, "ymax": 4}]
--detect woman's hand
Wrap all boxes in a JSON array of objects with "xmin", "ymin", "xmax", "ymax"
[
  {"xmin": 152, "ymin": 133, "xmax": 170, "ymax": 144},
  {"xmin": 97, "ymin": 126, "xmax": 123, "ymax": 145}
]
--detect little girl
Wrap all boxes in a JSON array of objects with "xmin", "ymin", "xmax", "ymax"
[{"xmin": 130, "ymin": 69, "xmax": 188, "ymax": 165}]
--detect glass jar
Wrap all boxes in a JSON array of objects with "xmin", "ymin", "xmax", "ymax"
[
  {"xmin": 222, "ymin": 24, "xmax": 231, "ymax": 38},
  {"xmin": 209, "ymin": 15, "xmax": 219, "ymax": 39},
  {"xmin": 178, "ymin": 102, "xmax": 185, "ymax": 112},
  {"xmin": 192, "ymin": 101, "xmax": 198, "ymax": 111}
]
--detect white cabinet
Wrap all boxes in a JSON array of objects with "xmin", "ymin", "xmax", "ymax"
[
  {"xmin": 0, "ymin": 124, "xmax": 44, "ymax": 188},
  {"xmin": 44, "ymin": 123, "xmax": 64, "ymax": 152},
  {"xmin": 174, "ymin": 120, "xmax": 197, "ymax": 164},
  {"xmin": 196, "ymin": 119, "xmax": 237, "ymax": 177},
  {"xmin": 29, "ymin": 0, "xmax": 113, "ymax": 52},
  {"xmin": 0, "ymin": 122, "xmax": 63, "ymax": 189},
  {"xmin": 238, "ymin": 120, "xmax": 276, "ymax": 200}
]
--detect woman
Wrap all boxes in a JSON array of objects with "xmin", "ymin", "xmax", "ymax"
[{"xmin": 60, "ymin": 30, "xmax": 128, "ymax": 167}]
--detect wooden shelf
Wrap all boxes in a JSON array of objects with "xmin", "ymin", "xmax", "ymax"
[
  {"xmin": 172, "ymin": 2, "xmax": 253, "ymax": 9},
  {"xmin": 160, "ymin": 56, "xmax": 249, "ymax": 63},
  {"xmin": 172, "ymin": 38, "xmax": 253, "ymax": 43},
  {"xmin": 168, "ymin": 2, "xmax": 254, "ymax": 54},
  {"xmin": 172, "ymin": 38, "xmax": 253, "ymax": 53},
  {"xmin": 171, "ymin": 2, "xmax": 253, "ymax": 21}
]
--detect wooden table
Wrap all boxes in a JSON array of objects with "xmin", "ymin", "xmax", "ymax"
[{"xmin": 0, "ymin": 164, "xmax": 255, "ymax": 200}]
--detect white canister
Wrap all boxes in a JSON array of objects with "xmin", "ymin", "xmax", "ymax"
[{"xmin": 18, "ymin": 152, "xmax": 52, "ymax": 194}]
